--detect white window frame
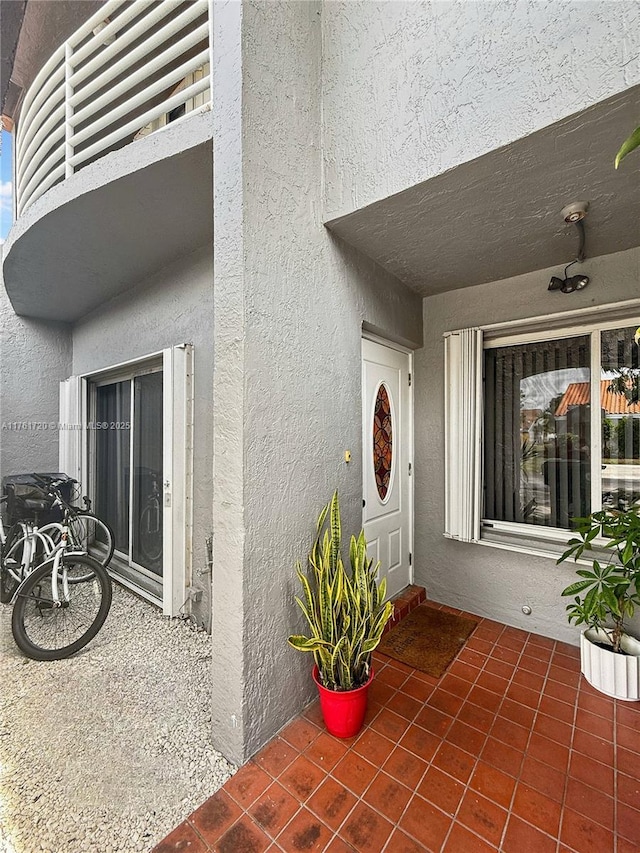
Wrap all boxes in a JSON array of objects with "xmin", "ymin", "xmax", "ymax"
[
  {"xmin": 59, "ymin": 345, "xmax": 193, "ymax": 616},
  {"xmin": 445, "ymin": 299, "xmax": 640, "ymax": 558}
]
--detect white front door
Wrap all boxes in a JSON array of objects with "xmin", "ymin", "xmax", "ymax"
[{"xmin": 362, "ymin": 337, "xmax": 412, "ymax": 599}]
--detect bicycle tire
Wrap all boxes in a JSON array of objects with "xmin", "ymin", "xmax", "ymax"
[
  {"xmin": 67, "ymin": 512, "xmax": 115, "ymax": 569},
  {"xmin": 138, "ymin": 502, "xmax": 162, "ymax": 563},
  {"xmin": 11, "ymin": 555, "xmax": 112, "ymax": 661},
  {"xmin": 1, "ymin": 523, "xmax": 32, "ymax": 603}
]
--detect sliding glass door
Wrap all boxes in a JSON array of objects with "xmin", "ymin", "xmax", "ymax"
[{"xmin": 92, "ymin": 366, "xmax": 163, "ymax": 584}]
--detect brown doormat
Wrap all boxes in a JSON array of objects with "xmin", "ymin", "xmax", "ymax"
[{"xmin": 378, "ymin": 605, "xmax": 479, "ymax": 678}]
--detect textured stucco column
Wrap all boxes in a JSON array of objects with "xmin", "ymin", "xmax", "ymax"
[
  {"xmin": 210, "ymin": 0, "xmax": 423, "ymax": 764},
  {"xmin": 210, "ymin": 0, "xmax": 247, "ymax": 764}
]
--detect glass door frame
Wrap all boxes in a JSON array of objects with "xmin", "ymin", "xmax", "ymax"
[
  {"xmin": 78, "ymin": 346, "xmax": 193, "ymax": 616},
  {"xmin": 86, "ymin": 355, "xmax": 164, "ymax": 591}
]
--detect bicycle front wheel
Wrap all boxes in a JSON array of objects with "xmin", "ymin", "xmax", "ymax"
[
  {"xmin": 11, "ymin": 555, "xmax": 112, "ymax": 660},
  {"xmin": 66, "ymin": 513, "xmax": 115, "ymax": 569}
]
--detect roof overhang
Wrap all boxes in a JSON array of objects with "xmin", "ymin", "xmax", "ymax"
[{"xmin": 325, "ymin": 85, "xmax": 640, "ymax": 297}]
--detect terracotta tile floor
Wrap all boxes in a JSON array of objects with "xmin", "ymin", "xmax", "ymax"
[{"xmin": 153, "ymin": 597, "xmax": 640, "ymax": 852}]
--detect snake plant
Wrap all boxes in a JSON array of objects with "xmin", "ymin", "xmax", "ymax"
[{"xmin": 288, "ymin": 491, "xmax": 394, "ymax": 690}]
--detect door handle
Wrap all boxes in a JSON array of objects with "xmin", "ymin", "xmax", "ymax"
[{"xmin": 362, "ymin": 499, "xmax": 366, "ymax": 507}]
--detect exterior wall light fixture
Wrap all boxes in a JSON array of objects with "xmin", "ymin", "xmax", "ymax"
[{"xmin": 548, "ymin": 201, "xmax": 590, "ymax": 294}]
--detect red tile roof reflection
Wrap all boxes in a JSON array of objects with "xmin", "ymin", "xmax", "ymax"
[{"xmin": 555, "ymin": 379, "xmax": 640, "ymax": 416}]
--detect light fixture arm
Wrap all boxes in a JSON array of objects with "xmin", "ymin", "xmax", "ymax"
[
  {"xmin": 548, "ymin": 201, "xmax": 590, "ymax": 294},
  {"xmin": 574, "ymin": 219, "xmax": 586, "ymax": 263}
]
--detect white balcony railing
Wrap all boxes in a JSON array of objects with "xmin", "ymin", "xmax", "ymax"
[{"xmin": 15, "ymin": 0, "xmax": 211, "ymax": 217}]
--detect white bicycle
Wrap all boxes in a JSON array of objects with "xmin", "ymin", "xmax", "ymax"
[{"xmin": 0, "ymin": 493, "xmax": 112, "ymax": 660}]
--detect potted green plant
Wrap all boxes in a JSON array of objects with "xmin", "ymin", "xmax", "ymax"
[
  {"xmin": 558, "ymin": 508, "xmax": 640, "ymax": 700},
  {"xmin": 287, "ymin": 491, "xmax": 393, "ymax": 737}
]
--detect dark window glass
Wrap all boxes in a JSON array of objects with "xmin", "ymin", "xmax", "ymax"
[{"xmin": 484, "ymin": 336, "xmax": 590, "ymax": 528}]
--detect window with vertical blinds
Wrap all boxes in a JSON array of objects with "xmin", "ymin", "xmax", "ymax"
[
  {"xmin": 484, "ymin": 335, "xmax": 590, "ymax": 529},
  {"xmin": 444, "ymin": 318, "xmax": 640, "ymax": 554}
]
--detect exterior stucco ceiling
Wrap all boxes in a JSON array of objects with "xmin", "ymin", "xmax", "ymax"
[
  {"xmin": 3, "ymin": 133, "xmax": 213, "ymax": 322},
  {"xmin": 325, "ymin": 85, "xmax": 640, "ymax": 297}
]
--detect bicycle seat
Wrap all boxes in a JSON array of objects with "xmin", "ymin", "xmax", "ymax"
[{"xmin": 22, "ymin": 499, "xmax": 51, "ymax": 512}]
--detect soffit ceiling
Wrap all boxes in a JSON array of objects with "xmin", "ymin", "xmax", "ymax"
[
  {"xmin": 325, "ymin": 85, "xmax": 640, "ymax": 298},
  {"xmin": 3, "ymin": 139, "xmax": 212, "ymax": 322}
]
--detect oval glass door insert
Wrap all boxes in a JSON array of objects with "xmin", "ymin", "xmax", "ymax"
[{"xmin": 373, "ymin": 383, "xmax": 393, "ymax": 501}]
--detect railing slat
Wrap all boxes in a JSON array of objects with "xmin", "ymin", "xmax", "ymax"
[
  {"xmin": 14, "ymin": 0, "xmax": 211, "ymax": 215},
  {"xmin": 70, "ymin": 49, "xmax": 209, "ymax": 147},
  {"xmin": 17, "ymin": 101, "xmax": 65, "ymax": 182},
  {"xmin": 18, "ymin": 123, "xmax": 64, "ymax": 188},
  {"xmin": 66, "ymin": 0, "xmax": 128, "ymax": 51},
  {"xmin": 70, "ymin": 23, "xmax": 208, "ymax": 127},
  {"xmin": 70, "ymin": 0, "xmax": 205, "ymax": 92},
  {"xmin": 19, "ymin": 150, "xmax": 65, "ymax": 210},
  {"xmin": 70, "ymin": 77, "xmax": 210, "ymax": 170},
  {"xmin": 19, "ymin": 162, "xmax": 65, "ymax": 214},
  {"xmin": 16, "ymin": 59, "xmax": 64, "ymax": 150},
  {"xmin": 71, "ymin": 9, "xmax": 208, "ymax": 108}
]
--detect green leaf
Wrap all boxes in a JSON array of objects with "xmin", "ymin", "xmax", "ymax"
[
  {"xmin": 615, "ymin": 125, "xmax": 640, "ymax": 169},
  {"xmin": 296, "ymin": 564, "xmax": 315, "ymax": 620},
  {"xmin": 330, "ymin": 491, "xmax": 341, "ymax": 572},
  {"xmin": 294, "ymin": 597, "xmax": 316, "ymax": 633},
  {"xmin": 287, "ymin": 635, "xmax": 332, "ymax": 652},
  {"xmin": 316, "ymin": 500, "xmax": 329, "ymax": 535},
  {"xmin": 562, "ymin": 579, "xmax": 596, "ymax": 597}
]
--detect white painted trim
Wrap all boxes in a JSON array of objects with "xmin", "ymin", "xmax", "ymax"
[
  {"xmin": 58, "ymin": 375, "xmax": 83, "ymax": 485},
  {"xmin": 474, "ymin": 536, "xmax": 566, "ymax": 562},
  {"xmin": 443, "ymin": 298, "xmax": 640, "ymax": 338},
  {"xmin": 472, "ymin": 316, "xmax": 640, "ymax": 556},
  {"xmin": 481, "ymin": 519, "xmax": 571, "ymax": 541},
  {"xmin": 362, "ymin": 329, "xmax": 414, "ymax": 355},
  {"xmin": 162, "ymin": 344, "xmax": 193, "ymax": 616},
  {"xmin": 590, "ymin": 328, "xmax": 603, "ymax": 511},
  {"xmin": 79, "ymin": 349, "xmax": 165, "ymax": 380},
  {"xmin": 109, "ymin": 572, "xmax": 162, "ymax": 608},
  {"xmin": 163, "ymin": 351, "xmax": 174, "ymax": 615},
  {"xmin": 444, "ymin": 328, "xmax": 483, "ymax": 542},
  {"xmin": 485, "ymin": 315, "xmax": 640, "ymax": 349},
  {"xmin": 80, "ymin": 377, "xmax": 88, "ymax": 499}
]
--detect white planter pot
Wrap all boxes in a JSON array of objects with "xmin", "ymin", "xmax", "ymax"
[{"xmin": 580, "ymin": 627, "xmax": 640, "ymax": 701}]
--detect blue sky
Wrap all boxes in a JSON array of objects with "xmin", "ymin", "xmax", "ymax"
[{"xmin": 1, "ymin": 129, "xmax": 13, "ymax": 243}]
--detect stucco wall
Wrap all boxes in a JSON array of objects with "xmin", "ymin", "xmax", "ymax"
[
  {"xmin": 322, "ymin": 0, "xmax": 640, "ymax": 218},
  {"xmin": 0, "ymin": 281, "xmax": 72, "ymax": 476},
  {"xmin": 414, "ymin": 246, "xmax": 640, "ymax": 646},
  {"xmin": 210, "ymin": 0, "xmax": 423, "ymax": 764},
  {"xmin": 71, "ymin": 245, "xmax": 214, "ymax": 626}
]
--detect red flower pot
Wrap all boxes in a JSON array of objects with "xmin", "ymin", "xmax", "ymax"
[{"xmin": 312, "ymin": 665, "xmax": 374, "ymax": 738}]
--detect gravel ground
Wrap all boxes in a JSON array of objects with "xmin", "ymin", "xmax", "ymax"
[{"xmin": 0, "ymin": 585, "xmax": 236, "ymax": 853}]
